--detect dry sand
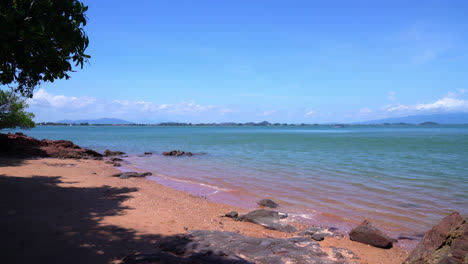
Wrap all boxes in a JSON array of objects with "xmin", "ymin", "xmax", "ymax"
[{"xmin": 0, "ymin": 157, "xmax": 409, "ymax": 263}]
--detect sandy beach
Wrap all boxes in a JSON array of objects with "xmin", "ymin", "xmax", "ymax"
[{"xmin": 0, "ymin": 156, "xmax": 410, "ymax": 263}]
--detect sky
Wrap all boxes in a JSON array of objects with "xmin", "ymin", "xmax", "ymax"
[{"xmin": 20, "ymin": 0, "xmax": 468, "ymax": 123}]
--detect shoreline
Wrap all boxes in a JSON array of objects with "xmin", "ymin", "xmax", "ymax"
[
  {"xmin": 120, "ymin": 154, "xmax": 422, "ymax": 248},
  {"xmin": 0, "ymin": 155, "xmax": 410, "ymax": 263}
]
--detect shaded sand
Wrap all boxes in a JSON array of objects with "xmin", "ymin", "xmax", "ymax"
[{"xmin": 0, "ymin": 157, "xmax": 409, "ymax": 263}]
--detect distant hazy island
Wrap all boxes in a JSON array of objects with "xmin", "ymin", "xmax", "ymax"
[{"xmin": 36, "ymin": 120, "xmax": 444, "ymax": 127}]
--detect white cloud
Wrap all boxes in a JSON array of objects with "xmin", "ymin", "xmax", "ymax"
[
  {"xmin": 383, "ymin": 104, "xmax": 409, "ymax": 112},
  {"xmin": 381, "ymin": 90, "xmax": 468, "ymax": 114},
  {"xmin": 29, "ymin": 89, "xmax": 96, "ymax": 109},
  {"xmin": 416, "ymin": 97, "xmax": 468, "ymax": 111},
  {"xmin": 305, "ymin": 110, "xmax": 323, "ymax": 117},
  {"xmin": 28, "ymin": 89, "xmax": 232, "ymax": 121},
  {"xmin": 387, "ymin": 91, "xmax": 395, "ymax": 101},
  {"xmin": 359, "ymin": 107, "xmax": 372, "ymax": 114},
  {"xmin": 457, "ymin": 88, "xmax": 466, "ymax": 94}
]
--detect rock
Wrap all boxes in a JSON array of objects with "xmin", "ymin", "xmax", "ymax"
[
  {"xmin": 0, "ymin": 133, "xmax": 102, "ymax": 159},
  {"xmin": 113, "ymin": 163, "xmax": 121, "ymax": 167},
  {"xmin": 111, "ymin": 172, "xmax": 152, "ymax": 179},
  {"xmin": 163, "ymin": 150, "xmax": 195, "ymax": 157},
  {"xmin": 404, "ymin": 212, "xmax": 468, "ymax": 264},
  {"xmin": 310, "ymin": 234, "xmax": 325, "ymax": 241},
  {"xmin": 237, "ymin": 209, "xmax": 296, "ymax": 233},
  {"xmin": 123, "ymin": 230, "xmax": 356, "ymax": 264},
  {"xmin": 299, "ymin": 227, "xmax": 339, "ymax": 240},
  {"xmin": 110, "ymin": 157, "xmax": 123, "ymax": 162},
  {"xmin": 104, "ymin": 149, "xmax": 126, "ymax": 156},
  {"xmin": 349, "ymin": 220, "xmax": 395, "ymax": 249},
  {"xmin": 224, "ymin": 211, "xmax": 239, "ymax": 219},
  {"xmin": 257, "ymin": 199, "xmax": 279, "ymax": 208},
  {"xmin": 120, "ymin": 174, "xmax": 130, "ymax": 179},
  {"xmin": 144, "ymin": 152, "xmax": 152, "ymax": 155}
]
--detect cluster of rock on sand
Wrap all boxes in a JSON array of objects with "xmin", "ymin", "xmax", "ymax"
[
  {"xmin": 124, "ymin": 198, "xmax": 467, "ymax": 264},
  {"xmin": 2, "ymin": 133, "xmax": 467, "ymax": 263}
]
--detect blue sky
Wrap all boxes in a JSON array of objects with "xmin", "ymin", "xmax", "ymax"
[{"xmin": 24, "ymin": 0, "xmax": 468, "ymax": 123}]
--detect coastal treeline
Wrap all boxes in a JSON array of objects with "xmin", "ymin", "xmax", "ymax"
[{"xmin": 35, "ymin": 121, "xmax": 439, "ymax": 127}]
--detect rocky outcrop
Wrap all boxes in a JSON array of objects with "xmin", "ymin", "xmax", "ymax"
[
  {"xmin": 112, "ymin": 172, "xmax": 152, "ymax": 179},
  {"xmin": 104, "ymin": 149, "xmax": 126, "ymax": 156},
  {"xmin": 257, "ymin": 199, "xmax": 279, "ymax": 208},
  {"xmin": 0, "ymin": 132, "xmax": 102, "ymax": 159},
  {"xmin": 349, "ymin": 220, "xmax": 395, "ymax": 249},
  {"xmin": 237, "ymin": 209, "xmax": 297, "ymax": 233},
  {"xmin": 404, "ymin": 212, "xmax": 468, "ymax": 264},
  {"xmin": 163, "ymin": 150, "xmax": 193, "ymax": 156},
  {"xmin": 123, "ymin": 230, "xmax": 357, "ymax": 264}
]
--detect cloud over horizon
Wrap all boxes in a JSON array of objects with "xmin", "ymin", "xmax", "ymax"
[
  {"xmin": 26, "ymin": 88, "xmax": 468, "ymax": 123},
  {"xmin": 28, "ymin": 89, "xmax": 233, "ymax": 123}
]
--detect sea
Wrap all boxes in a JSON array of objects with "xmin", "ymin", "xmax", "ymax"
[{"xmin": 13, "ymin": 125, "xmax": 468, "ymax": 237}]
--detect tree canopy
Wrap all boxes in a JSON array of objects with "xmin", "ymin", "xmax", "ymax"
[
  {"xmin": 0, "ymin": 0, "xmax": 90, "ymax": 98},
  {"xmin": 0, "ymin": 90, "xmax": 35, "ymax": 129}
]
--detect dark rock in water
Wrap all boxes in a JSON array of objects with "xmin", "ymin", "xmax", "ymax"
[
  {"xmin": 224, "ymin": 211, "xmax": 239, "ymax": 219},
  {"xmin": 349, "ymin": 220, "xmax": 395, "ymax": 249},
  {"xmin": 257, "ymin": 199, "xmax": 279, "ymax": 208},
  {"xmin": 104, "ymin": 149, "xmax": 126, "ymax": 156},
  {"xmin": 110, "ymin": 157, "xmax": 123, "ymax": 162},
  {"xmin": 404, "ymin": 212, "xmax": 468, "ymax": 264},
  {"xmin": 237, "ymin": 209, "xmax": 296, "ymax": 233},
  {"xmin": 163, "ymin": 150, "xmax": 195, "ymax": 157},
  {"xmin": 397, "ymin": 235, "xmax": 419, "ymax": 241},
  {"xmin": 113, "ymin": 163, "xmax": 121, "ymax": 167},
  {"xmin": 120, "ymin": 174, "xmax": 130, "ymax": 179},
  {"xmin": 123, "ymin": 230, "xmax": 355, "ymax": 264},
  {"xmin": 112, "ymin": 172, "xmax": 152, "ymax": 179},
  {"xmin": 144, "ymin": 152, "xmax": 152, "ymax": 155}
]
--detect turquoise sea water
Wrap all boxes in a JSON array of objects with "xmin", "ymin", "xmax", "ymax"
[{"xmin": 14, "ymin": 125, "xmax": 468, "ymax": 235}]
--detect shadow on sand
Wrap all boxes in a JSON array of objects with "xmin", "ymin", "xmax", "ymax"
[{"xmin": 0, "ymin": 175, "xmax": 249, "ymax": 264}]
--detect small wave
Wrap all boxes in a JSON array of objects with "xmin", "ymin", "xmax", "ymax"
[{"xmin": 150, "ymin": 173, "xmax": 233, "ymax": 192}]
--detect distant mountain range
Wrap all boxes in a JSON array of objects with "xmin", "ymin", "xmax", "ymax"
[
  {"xmin": 56, "ymin": 118, "xmax": 134, "ymax": 125},
  {"xmin": 359, "ymin": 113, "xmax": 468, "ymax": 124}
]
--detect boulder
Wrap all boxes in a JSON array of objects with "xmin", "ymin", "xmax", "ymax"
[
  {"xmin": 237, "ymin": 209, "xmax": 297, "ymax": 233},
  {"xmin": 404, "ymin": 212, "xmax": 468, "ymax": 264},
  {"xmin": 257, "ymin": 199, "xmax": 279, "ymax": 208},
  {"xmin": 104, "ymin": 149, "xmax": 126, "ymax": 156},
  {"xmin": 349, "ymin": 220, "xmax": 395, "ymax": 249},
  {"xmin": 144, "ymin": 152, "xmax": 152, "ymax": 155}
]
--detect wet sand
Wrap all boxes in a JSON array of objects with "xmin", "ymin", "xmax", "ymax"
[{"xmin": 0, "ymin": 157, "xmax": 409, "ymax": 263}]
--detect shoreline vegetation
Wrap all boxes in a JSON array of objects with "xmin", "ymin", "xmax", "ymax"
[
  {"xmin": 35, "ymin": 121, "xmax": 446, "ymax": 127},
  {"xmin": 1, "ymin": 132, "xmax": 466, "ymax": 263}
]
